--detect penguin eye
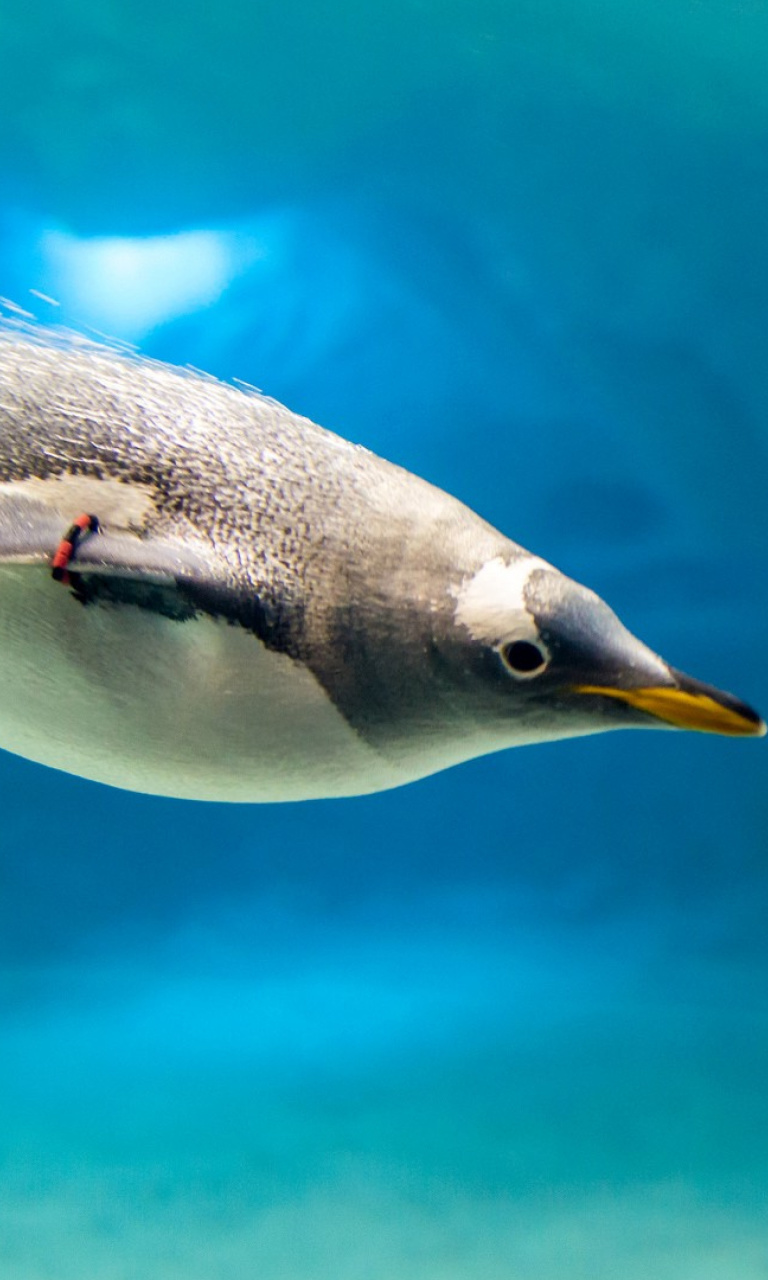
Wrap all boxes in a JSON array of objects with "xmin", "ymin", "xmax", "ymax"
[{"xmin": 501, "ymin": 639, "xmax": 548, "ymax": 677}]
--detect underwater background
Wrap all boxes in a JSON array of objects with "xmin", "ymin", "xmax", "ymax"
[{"xmin": 1, "ymin": 1, "xmax": 767, "ymax": 1275}]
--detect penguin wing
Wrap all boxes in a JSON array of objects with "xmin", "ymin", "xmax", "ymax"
[
  {"xmin": 0, "ymin": 488, "xmax": 213, "ymax": 585},
  {"xmin": 0, "ymin": 487, "xmax": 287, "ymax": 640}
]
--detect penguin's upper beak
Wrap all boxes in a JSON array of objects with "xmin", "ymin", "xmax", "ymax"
[
  {"xmin": 526, "ymin": 568, "xmax": 765, "ymax": 738},
  {"xmin": 571, "ymin": 670, "xmax": 766, "ymax": 737}
]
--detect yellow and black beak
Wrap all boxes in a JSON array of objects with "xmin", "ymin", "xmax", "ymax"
[
  {"xmin": 573, "ymin": 670, "xmax": 766, "ymax": 738},
  {"xmin": 523, "ymin": 565, "xmax": 765, "ymax": 741}
]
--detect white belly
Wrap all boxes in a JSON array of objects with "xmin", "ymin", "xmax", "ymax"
[{"xmin": 0, "ymin": 565, "xmax": 404, "ymax": 802}]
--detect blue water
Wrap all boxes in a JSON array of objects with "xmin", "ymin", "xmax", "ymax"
[{"xmin": 1, "ymin": 3, "xmax": 767, "ymax": 1275}]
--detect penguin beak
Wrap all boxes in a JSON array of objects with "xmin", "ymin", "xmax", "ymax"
[
  {"xmin": 525, "ymin": 568, "xmax": 765, "ymax": 738},
  {"xmin": 572, "ymin": 670, "xmax": 766, "ymax": 737}
]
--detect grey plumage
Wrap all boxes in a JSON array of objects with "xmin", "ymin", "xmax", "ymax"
[{"xmin": 0, "ymin": 324, "xmax": 762, "ymax": 801}]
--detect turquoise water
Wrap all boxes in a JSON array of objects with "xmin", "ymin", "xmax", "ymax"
[{"xmin": 1, "ymin": 2, "xmax": 767, "ymax": 1275}]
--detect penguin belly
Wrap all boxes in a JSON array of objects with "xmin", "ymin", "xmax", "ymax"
[{"xmin": 0, "ymin": 565, "xmax": 403, "ymax": 802}]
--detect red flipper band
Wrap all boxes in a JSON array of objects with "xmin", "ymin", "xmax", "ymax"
[{"xmin": 51, "ymin": 513, "xmax": 100, "ymax": 584}]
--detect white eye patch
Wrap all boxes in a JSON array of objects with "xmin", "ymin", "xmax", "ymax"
[{"xmin": 451, "ymin": 554, "xmax": 552, "ymax": 676}]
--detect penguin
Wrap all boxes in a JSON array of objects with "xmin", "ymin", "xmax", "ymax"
[{"xmin": 0, "ymin": 322, "xmax": 762, "ymax": 802}]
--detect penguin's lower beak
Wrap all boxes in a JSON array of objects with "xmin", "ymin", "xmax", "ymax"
[{"xmin": 572, "ymin": 670, "xmax": 766, "ymax": 737}]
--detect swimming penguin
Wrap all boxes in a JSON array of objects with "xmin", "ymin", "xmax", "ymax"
[{"xmin": 0, "ymin": 323, "xmax": 762, "ymax": 802}]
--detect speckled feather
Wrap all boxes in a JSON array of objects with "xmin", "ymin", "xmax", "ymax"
[
  {"xmin": 1, "ymin": 324, "xmax": 757, "ymax": 801},
  {"xmin": 0, "ymin": 326, "xmax": 522, "ymax": 795}
]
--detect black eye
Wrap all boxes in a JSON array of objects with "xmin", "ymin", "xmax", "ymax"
[{"xmin": 502, "ymin": 640, "xmax": 547, "ymax": 675}]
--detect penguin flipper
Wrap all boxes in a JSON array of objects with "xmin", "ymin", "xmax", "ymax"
[
  {"xmin": 0, "ymin": 489, "xmax": 260, "ymax": 631},
  {"xmin": 0, "ymin": 489, "xmax": 210, "ymax": 584}
]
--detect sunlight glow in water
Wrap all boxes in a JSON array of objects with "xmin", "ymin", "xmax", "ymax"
[{"xmin": 39, "ymin": 227, "xmax": 264, "ymax": 338}]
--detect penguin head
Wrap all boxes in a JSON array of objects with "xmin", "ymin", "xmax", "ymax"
[{"xmin": 449, "ymin": 554, "xmax": 765, "ymax": 743}]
